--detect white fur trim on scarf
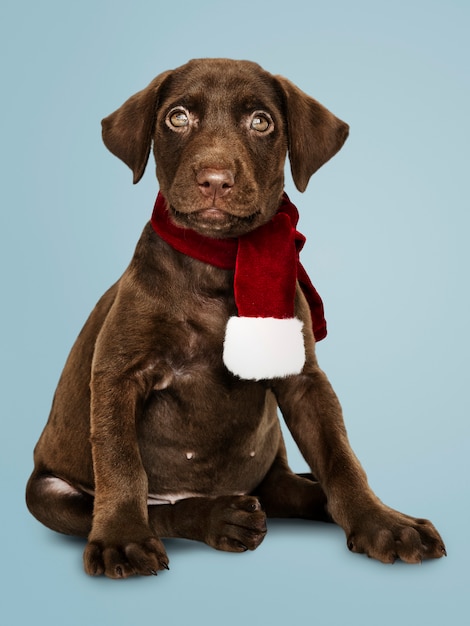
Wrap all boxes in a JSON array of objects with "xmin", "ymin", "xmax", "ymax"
[{"xmin": 223, "ymin": 316, "xmax": 305, "ymax": 380}]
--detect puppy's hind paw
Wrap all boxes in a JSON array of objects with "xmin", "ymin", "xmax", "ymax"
[{"xmin": 205, "ymin": 495, "xmax": 267, "ymax": 553}]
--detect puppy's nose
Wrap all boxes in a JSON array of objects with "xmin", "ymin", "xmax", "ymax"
[{"xmin": 196, "ymin": 168, "xmax": 234, "ymax": 198}]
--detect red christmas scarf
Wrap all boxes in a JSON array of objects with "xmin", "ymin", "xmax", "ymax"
[{"xmin": 151, "ymin": 192, "xmax": 326, "ymax": 380}]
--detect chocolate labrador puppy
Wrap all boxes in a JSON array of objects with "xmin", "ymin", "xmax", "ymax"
[{"xmin": 26, "ymin": 58, "xmax": 446, "ymax": 578}]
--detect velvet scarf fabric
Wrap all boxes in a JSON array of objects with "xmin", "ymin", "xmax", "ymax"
[{"xmin": 150, "ymin": 192, "xmax": 326, "ymax": 379}]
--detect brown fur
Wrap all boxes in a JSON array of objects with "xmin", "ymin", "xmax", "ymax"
[{"xmin": 26, "ymin": 58, "xmax": 445, "ymax": 578}]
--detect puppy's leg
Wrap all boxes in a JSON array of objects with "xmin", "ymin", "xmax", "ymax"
[
  {"xmin": 149, "ymin": 495, "xmax": 267, "ymax": 553},
  {"xmin": 26, "ymin": 472, "xmax": 93, "ymax": 537},
  {"xmin": 255, "ymin": 472, "xmax": 331, "ymax": 521},
  {"xmin": 251, "ymin": 445, "xmax": 332, "ymax": 522},
  {"xmin": 273, "ymin": 367, "xmax": 447, "ymax": 563}
]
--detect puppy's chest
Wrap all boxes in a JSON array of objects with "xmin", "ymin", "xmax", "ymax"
[
  {"xmin": 159, "ymin": 267, "xmax": 236, "ymax": 366},
  {"xmin": 140, "ymin": 272, "xmax": 239, "ymax": 410}
]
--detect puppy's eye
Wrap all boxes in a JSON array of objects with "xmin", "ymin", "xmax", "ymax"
[
  {"xmin": 250, "ymin": 112, "xmax": 272, "ymax": 133},
  {"xmin": 167, "ymin": 108, "xmax": 190, "ymax": 128}
]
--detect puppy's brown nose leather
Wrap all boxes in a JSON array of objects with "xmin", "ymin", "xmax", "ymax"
[{"xmin": 197, "ymin": 168, "xmax": 234, "ymax": 198}]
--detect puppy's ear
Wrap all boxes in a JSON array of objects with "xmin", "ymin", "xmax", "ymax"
[
  {"xmin": 101, "ymin": 71, "xmax": 172, "ymax": 184},
  {"xmin": 275, "ymin": 76, "xmax": 349, "ymax": 192}
]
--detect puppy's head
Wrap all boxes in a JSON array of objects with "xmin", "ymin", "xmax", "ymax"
[{"xmin": 102, "ymin": 58, "xmax": 349, "ymax": 238}]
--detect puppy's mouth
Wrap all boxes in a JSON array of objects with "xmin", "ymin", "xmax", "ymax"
[
  {"xmin": 197, "ymin": 208, "xmax": 229, "ymax": 222},
  {"xmin": 170, "ymin": 206, "xmax": 260, "ymax": 238}
]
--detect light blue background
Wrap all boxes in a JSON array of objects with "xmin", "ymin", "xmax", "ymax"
[{"xmin": 2, "ymin": 0, "xmax": 468, "ymax": 624}]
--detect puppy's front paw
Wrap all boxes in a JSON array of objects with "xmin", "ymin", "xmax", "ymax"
[
  {"xmin": 346, "ymin": 506, "xmax": 446, "ymax": 564},
  {"xmin": 83, "ymin": 535, "xmax": 169, "ymax": 578},
  {"xmin": 206, "ymin": 495, "xmax": 267, "ymax": 553}
]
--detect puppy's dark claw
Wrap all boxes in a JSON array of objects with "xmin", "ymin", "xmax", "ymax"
[{"xmin": 150, "ymin": 561, "xmax": 169, "ymax": 575}]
